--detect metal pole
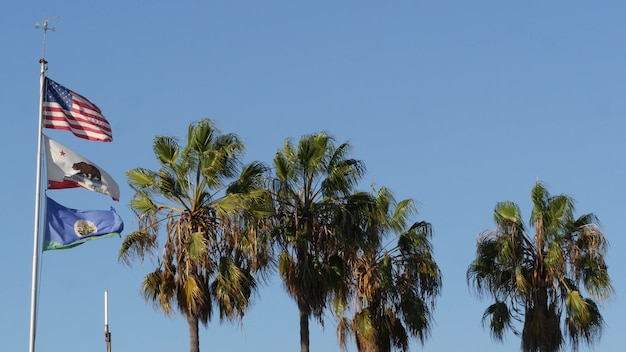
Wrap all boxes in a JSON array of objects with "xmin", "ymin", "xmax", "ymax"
[
  {"xmin": 29, "ymin": 17, "xmax": 57, "ymax": 352},
  {"xmin": 28, "ymin": 50, "xmax": 47, "ymax": 352},
  {"xmin": 105, "ymin": 291, "xmax": 112, "ymax": 352}
]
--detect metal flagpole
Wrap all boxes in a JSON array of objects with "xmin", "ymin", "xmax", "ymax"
[
  {"xmin": 104, "ymin": 291, "xmax": 112, "ymax": 352},
  {"xmin": 29, "ymin": 16, "xmax": 58, "ymax": 352}
]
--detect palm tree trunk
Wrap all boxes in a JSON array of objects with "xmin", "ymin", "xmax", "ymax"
[
  {"xmin": 187, "ymin": 314, "xmax": 200, "ymax": 352},
  {"xmin": 299, "ymin": 306, "xmax": 310, "ymax": 352}
]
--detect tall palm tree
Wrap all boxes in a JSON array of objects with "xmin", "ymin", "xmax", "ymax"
[
  {"xmin": 336, "ymin": 187, "xmax": 442, "ymax": 352},
  {"xmin": 119, "ymin": 119, "xmax": 273, "ymax": 352},
  {"xmin": 467, "ymin": 182, "xmax": 613, "ymax": 352},
  {"xmin": 271, "ymin": 131, "xmax": 368, "ymax": 352}
]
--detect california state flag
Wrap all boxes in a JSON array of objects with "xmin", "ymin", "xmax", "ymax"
[{"xmin": 44, "ymin": 135, "xmax": 120, "ymax": 201}]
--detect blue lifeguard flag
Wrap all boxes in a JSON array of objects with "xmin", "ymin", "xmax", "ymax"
[{"xmin": 44, "ymin": 196, "xmax": 124, "ymax": 250}]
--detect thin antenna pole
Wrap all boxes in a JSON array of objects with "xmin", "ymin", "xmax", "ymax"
[
  {"xmin": 29, "ymin": 16, "xmax": 57, "ymax": 352},
  {"xmin": 104, "ymin": 291, "xmax": 112, "ymax": 352}
]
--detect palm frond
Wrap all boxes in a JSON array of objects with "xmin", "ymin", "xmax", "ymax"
[
  {"xmin": 565, "ymin": 298, "xmax": 604, "ymax": 347},
  {"xmin": 544, "ymin": 240, "xmax": 564, "ymax": 274},
  {"xmin": 547, "ymin": 194, "xmax": 575, "ymax": 233},
  {"xmin": 530, "ymin": 182, "xmax": 550, "ymax": 221},
  {"xmin": 482, "ymin": 301, "xmax": 513, "ymax": 341},
  {"xmin": 142, "ymin": 270, "xmax": 163, "ymax": 302},
  {"xmin": 153, "ymin": 135, "xmax": 179, "ymax": 167},
  {"xmin": 211, "ymin": 256, "xmax": 254, "ymax": 321},
  {"xmin": 157, "ymin": 169, "xmax": 183, "ymax": 200},
  {"xmin": 353, "ymin": 308, "xmax": 375, "ymax": 341},
  {"xmin": 467, "ymin": 237, "xmax": 502, "ymax": 297},
  {"xmin": 390, "ymin": 199, "xmax": 416, "ymax": 233},
  {"xmin": 142, "ymin": 269, "xmax": 175, "ymax": 316},
  {"xmin": 129, "ymin": 192, "xmax": 158, "ymax": 214},
  {"xmin": 398, "ymin": 221, "xmax": 433, "ymax": 254},
  {"xmin": 273, "ymin": 151, "xmax": 291, "ymax": 182},
  {"xmin": 566, "ymin": 290, "xmax": 590, "ymax": 323},
  {"xmin": 182, "ymin": 276, "xmax": 204, "ymax": 313},
  {"xmin": 399, "ymin": 293, "xmax": 430, "ymax": 340},
  {"xmin": 389, "ymin": 314, "xmax": 410, "ymax": 351},
  {"xmin": 582, "ymin": 259, "xmax": 613, "ymax": 301},
  {"xmin": 127, "ymin": 168, "xmax": 158, "ymax": 189},
  {"xmin": 494, "ymin": 201, "xmax": 523, "ymax": 226},
  {"xmin": 187, "ymin": 118, "xmax": 215, "ymax": 153},
  {"xmin": 226, "ymin": 161, "xmax": 268, "ymax": 194},
  {"xmin": 185, "ymin": 231, "xmax": 208, "ymax": 260},
  {"xmin": 118, "ymin": 230, "xmax": 158, "ymax": 266},
  {"xmin": 336, "ymin": 316, "xmax": 352, "ymax": 352},
  {"xmin": 515, "ymin": 266, "xmax": 529, "ymax": 295}
]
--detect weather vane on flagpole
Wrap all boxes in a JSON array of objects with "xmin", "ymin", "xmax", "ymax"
[{"xmin": 35, "ymin": 16, "xmax": 59, "ymax": 61}]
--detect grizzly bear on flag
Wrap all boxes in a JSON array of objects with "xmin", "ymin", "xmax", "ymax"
[{"xmin": 72, "ymin": 161, "xmax": 102, "ymax": 181}]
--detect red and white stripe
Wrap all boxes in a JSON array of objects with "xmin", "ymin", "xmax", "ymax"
[{"xmin": 43, "ymin": 90, "xmax": 113, "ymax": 142}]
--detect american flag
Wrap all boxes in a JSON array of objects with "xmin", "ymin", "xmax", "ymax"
[{"xmin": 43, "ymin": 78, "xmax": 113, "ymax": 142}]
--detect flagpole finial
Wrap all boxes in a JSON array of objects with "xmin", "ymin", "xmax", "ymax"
[{"xmin": 35, "ymin": 16, "xmax": 60, "ymax": 61}]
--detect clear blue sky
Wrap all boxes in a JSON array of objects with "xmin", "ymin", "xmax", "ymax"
[{"xmin": 4, "ymin": 1, "xmax": 626, "ymax": 351}]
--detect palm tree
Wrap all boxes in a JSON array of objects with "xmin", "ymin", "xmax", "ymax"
[
  {"xmin": 467, "ymin": 182, "xmax": 613, "ymax": 352},
  {"xmin": 271, "ymin": 131, "xmax": 368, "ymax": 352},
  {"xmin": 336, "ymin": 187, "xmax": 442, "ymax": 352},
  {"xmin": 119, "ymin": 119, "xmax": 273, "ymax": 352}
]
